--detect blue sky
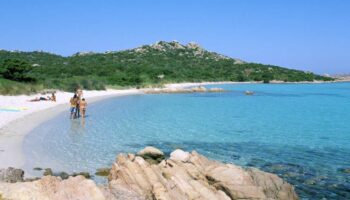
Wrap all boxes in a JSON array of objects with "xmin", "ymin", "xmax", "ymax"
[{"xmin": 0, "ymin": 0, "xmax": 349, "ymax": 74}]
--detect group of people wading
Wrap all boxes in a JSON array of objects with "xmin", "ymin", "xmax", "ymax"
[{"xmin": 70, "ymin": 88, "xmax": 87, "ymax": 119}]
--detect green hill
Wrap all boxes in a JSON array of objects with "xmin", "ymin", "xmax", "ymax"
[{"xmin": 0, "ymin": 41, "xmax": 333, "ymax": 94}]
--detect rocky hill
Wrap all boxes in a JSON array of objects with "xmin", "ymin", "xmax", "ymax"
[{"xmin": 0, "ymin": 41, "xmax": 333, "ymax": 94}]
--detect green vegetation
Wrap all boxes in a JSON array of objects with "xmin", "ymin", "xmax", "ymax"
[
  {"xmin": 1, "ymin": 59, "xmax": 36, "ymax": 82},
  {"xmin": 0, "ymin": 41, "xmax": 333, "ymax": 94},
  {"xmin": 0, "ymin": 78, "xmax": 44, "ymax": 95}
]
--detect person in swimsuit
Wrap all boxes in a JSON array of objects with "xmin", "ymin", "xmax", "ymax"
[
  {"xmin": 75, "ymin": 88, "xmax": 83, "ymax": 118},
  {"xmin": 29, "ymin": 96, "xmax": 48, "ymax": 102},
  {"xmin": 51, "ymin": 93, "xmax": 56, "ymax": 102},
  {"xmin": 70, "ymin": 94, "xmax": 78, "ymax": 119},
  {"xmin": 79, "ymin": 98, "xmax": 87, "ymax": 118}
]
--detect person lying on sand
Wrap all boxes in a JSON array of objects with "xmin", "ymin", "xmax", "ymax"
[
  {"xmin": 29, "ymin": 94, "xmax": 57, "ymax": 102},
  {"xmin": 28, "ymin": 96, "xmax": 49, "ymax": 102},
  {"xmin": 79, "ymin": 98, "xmax": 87, "ymax": 118}
]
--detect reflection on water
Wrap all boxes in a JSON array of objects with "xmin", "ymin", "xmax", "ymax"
[{"xmin": 69, "ymin": 118, "xmax": 86, "ymax": 135}]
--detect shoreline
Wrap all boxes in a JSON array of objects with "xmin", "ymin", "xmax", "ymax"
[
  {"xmin": 164, "ymin": 79, "xmax": 349, "ymax": 89},
  {"xmin": 0, "ymin": 80, "xmax": 347, "ymax": 170},
  {"xmin": 0, "ymin": 89, "xmax": 141, "ymax": 169}
]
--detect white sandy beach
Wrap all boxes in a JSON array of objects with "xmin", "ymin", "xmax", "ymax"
[{"xmin": 0, "ymin": 89, "xmax": 141, "ymax": 169}]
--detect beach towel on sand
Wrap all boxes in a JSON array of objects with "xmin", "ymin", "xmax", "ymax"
[{"xmin": 0, "ymin": 106, "xmax": 28, "ymax": 112}]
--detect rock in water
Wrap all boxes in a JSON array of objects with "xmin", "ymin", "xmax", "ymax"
[
  {"xmin": 95, "ymin": 168, "xmax": 111, "ymax": 177},
  {"xmin": 72, "ymin": 172, "xmax": 91, "ymax": 179},
  {"xmin": 338, "ymin": 168, "xmax": 350, "ymax": 174},
  {"xmin": 137, "ymin": 146, "xmax": 165, "ymax": 164},
  {"xmin": 58, "ymin": 172, "xmax": 69, "ymax": 180},
  {"xmin": 0, "ymin": 167, "xmax": 24, "ymax": 183},
  {"xmin": 109, "ymin": 150, "xmax": 298, "ymax": 200},
  {"xmin": 191, "ymin": 86, "xmax": 207, "ymax": 92},
  {"xmin": 33, "ymin": 167, "xmax": 43, "ymax": 171},
  {"xmin": 208, "ymin": 88, "xmax": 225, "ymax": 92},
  {"xmin": 43, "ymin": 168, "xmax": 53, "ymax": 176}
]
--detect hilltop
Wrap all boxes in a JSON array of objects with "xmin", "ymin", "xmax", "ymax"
[{"xmin": 0, "ymin": 41, "xmax": 333, "ymax": 94}]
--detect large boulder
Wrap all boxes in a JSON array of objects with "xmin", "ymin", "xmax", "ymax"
[
  {"xmin": 109, "ymin": 149, "xmax": 298, "ymax": 200},
  {"xmin": 136, "ymin": 146, "xmax": 165, "ymax": 164},
  {"xmin": 0, "ymin": 167, "xmax": 24, "ymax": 183},
  {"xmin": 170, "ymin": 149, "xmax": 190, "ymax": 162}
]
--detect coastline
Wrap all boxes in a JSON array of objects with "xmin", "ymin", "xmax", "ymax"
[
  {"xmin": 0, "ymin": 80, "xmax": 346, "ymax": 170},
  {"xmin": 164, "ymin": 79, "xmax": 349, "ymax": 89},
  {"xmin": 0, "ymin": 89, "xmax": 140, "ymax": 169}
]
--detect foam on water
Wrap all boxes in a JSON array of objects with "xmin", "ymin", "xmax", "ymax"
[{"xmin": 24, "ymin": 83, "xmax": 350, "ymax": 199}]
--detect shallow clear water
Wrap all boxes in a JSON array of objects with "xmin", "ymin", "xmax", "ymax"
[{"xmin": 24, "ymin": 83, "xmax": 350, "ymax": 199}]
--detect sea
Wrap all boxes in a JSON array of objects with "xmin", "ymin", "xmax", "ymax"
[{"xmin": 24, "ymin": 83, "xmax": 350, "ymax": 199}]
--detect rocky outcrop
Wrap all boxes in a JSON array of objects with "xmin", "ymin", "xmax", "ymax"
[
  {"xmin": 0, "ymin": 175, "xmax": 105, "ymax": 200},
  {"xmin": 0, "ymin": 148, "xmax": 298, "ymax": 200},
  {"xmin": 137, "ymin": 146, "xmax": 165, "ymax": 160},
  {"xmin": 0, "ymin": 167, "xmax": 24, "ymax": 183},
  {"xmin": 137, "ymin": 146, "xmax": 165, "ymax": 165},
  {"xmin": 208, "ymin": 87, "xmax": 225, "ymax": 92},
  {"xmin": 144, "ymin": 86, "xmax": 225, "ymax": 94},
  {"xmin": 108, "ymin": 148, "xmax": 298, "ymax": 200},
  {"xmin": 95, "ymin": 168, "xmax": 111, "ymax": 177},
  {"xmin": 191, "ymin": 86, "xmax": 207, "ymax": 92}
]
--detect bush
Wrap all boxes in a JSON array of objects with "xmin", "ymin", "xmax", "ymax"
[
  {"xmin": 66, "ymin": 81, "xmax": 82, "ymax": 92},
  {"xmin": 262, "ymin": 72, "xmax": 273, "ymax": 83},
  {"xmin": 0, "ymin": 78, "xmax": 44, "ymax": 95},
  {"xmin": 1, "ymin": 59, "xmax": 36, "ymax": 82}
]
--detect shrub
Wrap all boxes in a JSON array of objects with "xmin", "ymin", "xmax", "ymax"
[
  {"xmin": 1, "ymin": 59, "xmax": 36, "ymax": 82},
  {"xmin": 0, "ymin": 78, "xmax": 43, "ymax": 95}
]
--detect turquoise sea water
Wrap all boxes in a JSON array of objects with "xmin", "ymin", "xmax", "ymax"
[{"xmin": 24, "ymin": 83, "xmax": 350, "ymax": 199}]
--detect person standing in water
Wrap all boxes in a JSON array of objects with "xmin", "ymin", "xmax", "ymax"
[
  {"xmin": 69, "ymin": 94, "xmax": 78, "ymax": 119},
  {"xmin": 75, "ymin": 88, "xmax": 83, "ymax": 118},
  {"xmin": 79, "ymin": 98, "xmax": 87, "ymax": 118}
]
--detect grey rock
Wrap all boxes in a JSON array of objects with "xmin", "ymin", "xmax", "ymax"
[
  {"xmin": 0, "ymin": 167, "xmax": 24, "ymax": 183},
  {"xmin": 24, "ymin": 177, "xmax": 41, "ymax": 182},
  {"xmin": 136, "ymin": 146, "xmax": 165, "ymax": 164},
  {"xmin": 43, "ymin": 168, "xmax": 53, "ymax": 176},
  {"xmin": 95, "ymin": 168, "xmax": 111, "ymax": 177},
  {"xmin": 72, "ymin": 172, "xmax": 91, "ymax": 179},
  {"xmin": 59, "ymin": 172, "xmax": 69, "ymax": 180},
  {"xmin": 338, "ymin": 168, "xmax": 350, "ymax": 174}
]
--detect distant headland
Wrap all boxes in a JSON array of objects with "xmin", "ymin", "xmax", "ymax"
[{"xmin": 0, "ymin": 41, "xmax": 334, "ymax": 95}]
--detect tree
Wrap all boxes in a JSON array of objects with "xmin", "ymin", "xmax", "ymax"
[
  {"xmin": 236, "ymin": 72, "xmax": 248, "ymax": 82},
  {"xmin": 1, "ymin": 59, "xmax": 36, "ymax": 82},
  {"xmin": 262, "ymin": 71, "xmax": 274, "ymax": 83}
]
